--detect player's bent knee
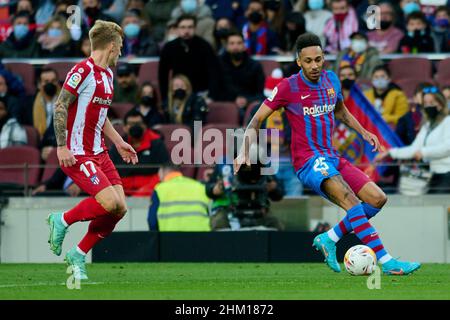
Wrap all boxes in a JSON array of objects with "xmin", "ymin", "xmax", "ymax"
[{"xmin": 372, "ymin": 192, "xmax": 388, "ymax": 209}]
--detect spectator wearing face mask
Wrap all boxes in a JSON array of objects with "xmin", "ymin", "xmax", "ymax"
[
  {"xmin": 399, "ymin": 11, "xmax": 436, "ymax": 53},
  {"xmin": 278, "ymin": 11, "xmax": 306, "ymax": 54},
  {"xmin": 431, "ymin": 6, "xmax": 450, "ymax": 53},
  {"xmin": 121, "ymin": 9, "xmax": 159, "ymax": 57},
  {"xmin": 15, "ymin": 0, "xmax": 37, "ymax": 24},
  {"xmin": 220, "ymin": 31, "xmax": 265, "ymax": 122},
  {"xmin": 33, "ymin": 67, "xmax": 60, "ymax": 139},
  {"xmin": 37, "ymin": 15, "xmax": 73, "ymax": 57},
  {"xmin": 367, "ymin": 1, "xmax": 405, "ymax": 54},
  {"xmin": 376, "ymin": 87, "xmax": 450, "ymax": 194},
  {"xmin": 364, "ymin": 65, "xmax": 409, "ymax": 128},
  {"xmin": 134, "ymin": 82, "xmax": 166, "ymax": 128},
  {"xmin": 302, "ymin": 0, "xmax": 332, "ymax": 47},
  {"xmin": 0, "ymin": 97, "xmax": 27, "ymax": 149},
  {"xmin": 398, "ymin": 0, "xmax": 422, "ymax": 30},
  {"xmin": 242, "ymin": 0, "xmax": 281, "ymax": 55},
  {"xmin": 338, "ymin": 65, "xmax": 357, "ymax": 100},
  {"xmin": 164, "ymin": 74, "xmax": 208, "ymax": 131},
  {"xmin": 109, "ymin": 109, "xmax": 170, "ymax": 197},
  {"xmin": 335, "ymin": 32, "xmax": 382, "ymax": 82},
  {"xmin": 171, "ymin": 0, "xmax": 216, "ymax": 46},
  {"xmin": 0, "ymin": 11, "xmax": 39, "ymax": 58},
  {"xmin": 213, "ymin": 17, "xmax": 235, "ymax": 55},
  {"xmin": 113, "ymin": 63, "xmax": 139, "ymax": 104},
  {"xmin": 323, "ymin": 0, "xmax": 359, "ymax": 54}
]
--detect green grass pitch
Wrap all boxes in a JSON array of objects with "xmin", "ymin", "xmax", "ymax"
[{"xmin": 0, "ymin": 263, "xmax": 449, "ymax": 300}]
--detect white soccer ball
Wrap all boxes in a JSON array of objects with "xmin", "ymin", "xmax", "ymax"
[{"xmin": 344, "ymin": 245, "xmax": 377, "ymax": 276}]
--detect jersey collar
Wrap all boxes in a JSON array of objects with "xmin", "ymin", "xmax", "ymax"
[{"xmin": 300, "ymin": 69, "xmax": 322, "ymax": 87}]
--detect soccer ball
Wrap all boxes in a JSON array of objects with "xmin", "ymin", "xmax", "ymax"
[{"xmin": 344, "ymin": 245, "xmax": 377, "ymax": 276}]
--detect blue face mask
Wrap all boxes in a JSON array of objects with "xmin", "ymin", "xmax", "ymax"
[
  {"xmin": 181, "ymin": 0, "xmax": 197, "ymax": 13},
  {"xmin": 308, "ymin": 0, "xmax": 324, "ymax": 10},
  {"xmin": 124, "ymin": 23, "xmax": 140, "ymax": 39},
  {"xmin": 408, "ymin": 29, "xmax": 426, "ymax": 37},
  {"xmin": 403, "ymin": 2, "xmax": 420, "ymax": 16},
  {"xmin": 48, "ymin": 28, "xmax": 63, "ymax": 38},
  {"xmin": 13, "ymin": 24, "xmax": 29, "ymax": 40}
]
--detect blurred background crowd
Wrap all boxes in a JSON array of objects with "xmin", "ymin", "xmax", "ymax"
[{"xmin": 0, "ymin": 0, "xmax": 449, "ymax": 207}]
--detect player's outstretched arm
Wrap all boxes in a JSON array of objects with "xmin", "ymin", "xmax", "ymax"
[
  {"xmin": 233, "ymin": 103, "xmax": 274, "ymax": 175},
  {"xmin": 334, "ymin": 100, "xmax": 384, "ymax": 152},
  {"xmin": 54, "ymin": 88, "xmax": 77, "ymax": 167},
  {"xmin": 104, "ymin": 118, "xmax": 138, "ymax": 165}
]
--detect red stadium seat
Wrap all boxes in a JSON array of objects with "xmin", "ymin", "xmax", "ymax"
[
  {"xmin": 4, "ymin": 62, "xmax": 36, "ymax": 95},
  {"xmin": 435, "ymin": 58, "xmax": 450, "ymax": 87},
  {"xmin": 389, "ymin": 58, "xmax": 432, "ymax": 82},
  {"xmin": 259, "ymin": 59, "xmax": 281, "ymax": 77},
  {"xmin": 194, "ymin": 123, "xmax": 239, "ymax": 163},
  {"xmin": 206, "ymin": 101, "xmax": 239, "ymax": 126},
  {"xmin": 0, "ymin": 146, "xmax": 41, "ymax": 186},
  {"xmin": 396, "ymin": 78, "xmax": 435, "ymax": 100},
  {"xmin": 45, "ymin": 62, "xmax": 76, "ymax": 83},
  {"xmin": 110, "ymin": 103, "xmax": 134, "ymax": 120},
  {"xmin": 41, "ymin": 147, "xmax": 59, "ymax": 182},
  {"xmin": 152, "ymin": 124, "xmax": 191, "ymax": 152},
  {"xmin": 138, "ymin": 61, "xmax": 159, "ymax": 86},
  {"xmin": 23, "ymin": 125, "xmax": 40, "ymax": 148}
]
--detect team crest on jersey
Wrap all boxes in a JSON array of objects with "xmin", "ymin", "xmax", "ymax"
[
  {"xmin": 327, "ymin": 88, "xmax": 335, "ymax": 98},
  {"xmin": 67, "ymin": 73, "xmax": 82, "ymax": 89},
  {"xmin": 90, "ymin": 174, "xmax": 100, "ymax": 185},
  {"xmin": 268, "ymin": 86, "xmax": 278, "ymax": 102}
]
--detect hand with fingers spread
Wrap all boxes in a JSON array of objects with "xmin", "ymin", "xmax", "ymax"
[
  {"xmin": 116, "ymin": 140, "xmax": 138, "ymax": 164},
  {"xmin": 57, "ymin": 146, "xmax": 77, "ymax": 167}
]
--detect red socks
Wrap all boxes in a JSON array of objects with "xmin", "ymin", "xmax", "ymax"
[
  {"xmin": 63, "ymin": 197, "xmax": 109, "ymax": 226},
  {"xmin": 77, "ymin": 214, "xmax": 122, "ymax": 254}
]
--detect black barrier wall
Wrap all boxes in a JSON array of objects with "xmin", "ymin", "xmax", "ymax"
[{"xmin": 93, "ymin": 232, "xmax": 361, "ymax": 263}]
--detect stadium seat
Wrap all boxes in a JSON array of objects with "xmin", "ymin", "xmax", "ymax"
[
  {"xmin": 389, "ymin": 58, "xmax": 432, "ymax": 82},
  {"xmin": 206, "ymin": 101, "xmax": 239, "ymax": 126},
  {"xmin": 138, "ymin": 61, "xmax": 159, "ymax": 86},
  {"xmin": 396, "ymin": 78, "xmax": 435, "ymax": 100},
  {"xmin": 259, "ymin": 59, "xmax": 281, "ymax": 77},
  {"xmin": 45, "ymin": 62, "xmax": 76, "ymax": 83},
  {"xmin": 0, "ymin": 146, "xmax": 41, "ymax": 187},
  {"xmin": 40, "ymin": 147, "xmax": 59, "ymax": 183},
  {"xmin": 435, "ymin": 58, "xmax": 450, "ymax": 86},
  {"xmin": 23, "ymin": 125, "xmax": 40, "ymax": 148},
  {"xmin": 152, "ymin": 124, "xmax": 191, "ymax": 152},
  {"xmin": 3, "ymin": 62, "xmax": 36, "ymax": 95},
  {"xmin": 243, "ymin": 100, "xmax": 261, "ymax": 125},
  {"xmin": 194, "ymin": 123, "xmax": 239, "ymax": 163},
  {"xmin": 110, "ymin": 103, "xmax": 134, "ymax": 120}
]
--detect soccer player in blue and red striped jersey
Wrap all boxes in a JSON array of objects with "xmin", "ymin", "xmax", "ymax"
[{"xmin": 234, "ymin": 33, "xmax": 420, "ymax": 275}]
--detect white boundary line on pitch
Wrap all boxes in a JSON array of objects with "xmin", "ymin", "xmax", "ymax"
[{"xmin": 0, "ymin": 282, "xmax": 106, "ymax": 288}]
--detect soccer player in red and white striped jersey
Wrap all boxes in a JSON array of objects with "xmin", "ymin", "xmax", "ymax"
[{"xmin": 46, "ymin": 20, "xmax": 138, "ymax": 280}]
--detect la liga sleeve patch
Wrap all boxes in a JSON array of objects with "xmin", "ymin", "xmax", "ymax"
[
  {"xmin": 267, "ymin": 86, "xmax": 278, "ymax": 102},
  {"xmin": 67, "ymin": 73, "xmax": 82, "ymax": 89}
]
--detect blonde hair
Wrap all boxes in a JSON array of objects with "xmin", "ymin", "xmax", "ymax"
[
  {"xmin": 42, "ymin": 15, "xmax": 71, "ymax": 44},
  {"xmin": 89, "ymin": 20, "xmax": 124, "ymax": 51},
  {"xmin": 168, "ymin": 74, "xmax": 193, "ymax": 124}
]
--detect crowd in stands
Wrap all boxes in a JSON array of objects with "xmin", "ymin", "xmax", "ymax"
[{"xmin": 0, "ymin": 0, "xmax": 449, "ymax": 199}]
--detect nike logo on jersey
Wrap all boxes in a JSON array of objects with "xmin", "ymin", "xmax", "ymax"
[
  {"xmin": 96, "ymin": 80, "xmax": 102, "ymax": 84},
  {"xmin": 303, "ymin": 104, "xmax": 335, "ymax": 117},
  {"xmin": 301, "ymin": 94, "xmax": 311, "ymax": 99}
]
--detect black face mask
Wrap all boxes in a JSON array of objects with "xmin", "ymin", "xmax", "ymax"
[
  {"xmin": 214, "ymin": 28, "xmax": 230, "ymax": 40},
  {"xmin": 141, "ymin": 95, "xmax": 155, "ymax": 107},
  {"xmin": 173, "ymin": 89, "xmax": 187, "ymax": 100},
  {"xmin": 129, "ymin": 124, "xmax": 144, "ymax": 139},
  {"xmin": 248, "ymin": 11, "xmax": 263, "ymax": 24},
  {"xmin": 342, "ymin": 79, "xmax": 355, "ymax": 90},
  {"xmin": 424, "ymin": 106, "xmax": 439, "ymax": 120},
  {"xmin": 85, "ymin": 6, "xmax": 99, "ymax": 18},
  {"xmin": 230, "ymin": 51, "xmax": 245, "ymax": 61},
  {"xmin": 380, "ymin": 20, "xmax": 392, "ymax": 30},
  {"xmin": 43, "ymin": 83, "xmax": 57, "ymax": 97}
]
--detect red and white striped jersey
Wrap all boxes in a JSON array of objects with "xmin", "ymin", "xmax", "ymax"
[{"xmin": 63, "ymin": 57, "xmax": 114, "ymax": 156}]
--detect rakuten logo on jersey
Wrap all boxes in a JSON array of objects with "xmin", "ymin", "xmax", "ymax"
[
  {"xmin": 303, "ymin": 104, "xmax": 335, "ymax": 117},
  {"xmin": 92, "ymin": 97, "xmax": 112, "ymax": 106}
]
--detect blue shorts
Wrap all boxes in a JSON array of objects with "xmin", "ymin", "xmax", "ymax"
[{"xmin": 296, "ymin": 155, "xmax": 341, "ymax": 198}]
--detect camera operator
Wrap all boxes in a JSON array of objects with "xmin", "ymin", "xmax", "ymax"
[{"xmin": 206, "ymin": 159, "xmax": 285, "ymax": 231}]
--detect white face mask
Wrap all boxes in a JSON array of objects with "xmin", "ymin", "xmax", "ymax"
[{"xmin": 351, "ymin": 39, "xmax": 368, "ymax": 53}]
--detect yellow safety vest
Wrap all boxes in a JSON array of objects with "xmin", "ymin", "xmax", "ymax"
[{"xmin": 155, "ymin": 175, "xmax": 211, "ymax": 231}]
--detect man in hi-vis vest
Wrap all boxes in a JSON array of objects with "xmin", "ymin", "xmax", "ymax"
[{"xmin": 147, "ymin": 163, "xmax": 211, "ymax": 231}]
